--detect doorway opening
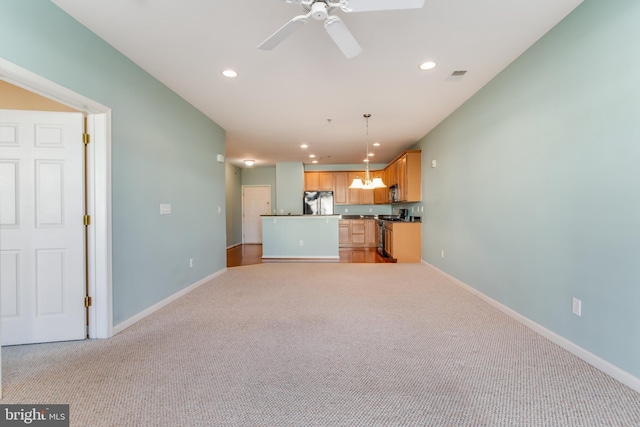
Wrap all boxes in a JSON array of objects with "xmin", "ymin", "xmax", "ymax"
[{"xmin": 0, "ymin": 58, "xmax": 113, "ymax": 340}]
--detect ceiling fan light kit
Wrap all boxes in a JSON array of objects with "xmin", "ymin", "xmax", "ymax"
[{"xmin": 258, "ymin": 0, "xmax": 425, "ymax": 59}]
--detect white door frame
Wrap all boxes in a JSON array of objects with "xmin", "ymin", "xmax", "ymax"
[{"xmin": 0, "ymin": 58, "xmax": 113, "ymax": 340}]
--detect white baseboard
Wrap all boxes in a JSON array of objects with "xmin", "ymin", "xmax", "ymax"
[
  {"xmin": 422, "ymin": 260, "xmax": 640, "ymax": 394},
  {"xmin": 227, "ymin": 243, "xmax": 242, "ymax": 249},
  {"xmin": 113, "ymin": 268, "xmax": 227, "ymax": 335}
]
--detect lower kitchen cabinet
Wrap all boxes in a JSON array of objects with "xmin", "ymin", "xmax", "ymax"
[
  {"xmin": 339, "ymin": 220, "xmax": 351, "ymax": 246},
  {"xmin": 339, "ymin": 219, "xmax": 377, "ymax": 247},
  {"xmin": 384, "ymin": 222, "xmax": 421, "ymax": 263}
]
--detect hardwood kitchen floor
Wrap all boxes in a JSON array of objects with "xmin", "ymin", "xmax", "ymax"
[{"xmin": 227, "ymin": 244, "xmax": 390, "ymax": 267}]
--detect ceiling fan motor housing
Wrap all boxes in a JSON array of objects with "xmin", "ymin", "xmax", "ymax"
[{"xmin": 311, "ymin": 2, "xmax": 329, "ymax": 20}]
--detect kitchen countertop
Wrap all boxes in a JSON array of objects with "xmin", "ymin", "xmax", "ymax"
[{"xmin": 259, "ymin": 214, "xmax": 421, "ymax": 222}]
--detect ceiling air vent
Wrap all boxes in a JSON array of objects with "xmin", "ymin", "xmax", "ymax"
[{"xmin": 451, "ymin": 70, "xmax": 467, "ymax": 76}]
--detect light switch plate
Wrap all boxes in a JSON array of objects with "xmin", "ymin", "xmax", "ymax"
[{"xmin": 160, "ymin": 204, "xmax": 171, "ymax": 215}]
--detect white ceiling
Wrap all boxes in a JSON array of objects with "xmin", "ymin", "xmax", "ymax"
[{"xmin": 52, "ymin": 0, "xmax": 582, "ymax": 167}]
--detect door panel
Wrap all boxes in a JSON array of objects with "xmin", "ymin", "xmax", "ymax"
[
  {"xmin": 242, "ymin": 186, "xmax": 271, "ymax": 244},
  {"xmin": 0, "ymin": 110, "xmax": 85, "ymax": 345}
]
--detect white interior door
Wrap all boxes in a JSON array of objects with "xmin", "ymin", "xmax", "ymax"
[
  {"xmin": 242, "ymin": 186, "xmax": 271, "ymax": 244},
  {"xmin": 0, "ymin": 110, "xmax": 85, "ymax": 345}
]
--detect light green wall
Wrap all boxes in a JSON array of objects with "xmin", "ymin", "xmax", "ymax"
[
  {"xmin": 416, "ymin": 0, "xmax": 640, "ymax": 378},
  {"xmin": 262, "ymin": 216, "xmax": 339, "ymax": 259},
  {"xmin": 0, "ymin": 1, "xmax": 227, "ymax": 326},
  {"xmin": 276, "ymin": 162, "xmax": 304, "ymax": 215},
  {"xmin": 226, "ymin": 163, "xmax": 242, "ymax": 247}
]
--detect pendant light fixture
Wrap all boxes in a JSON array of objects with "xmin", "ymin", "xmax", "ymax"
[{"xmin": 349, "ymin": 114, "xmax": 387, "ymax": 190}]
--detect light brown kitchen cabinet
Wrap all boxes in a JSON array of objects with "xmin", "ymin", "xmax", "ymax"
[
  {"xmin": 304, "ymin": 172, "xmax": 334, "ymax": 191},
  {"xmin": 398, "ymin": 151, "xmax": 421, "ymax": 202},
  {"xmin": 362, "ymin": 186, "xmax": 374, "ymax": 205},
  {"xmin": 373, "ymin": 170, "xmax": 388, "ymax": 204},
  {"xmin": 304, "ymin": 172, "xmax": 319, "ymax": 191},
  {"xmin": 351, "ymin": 219, "xmax": 366, "ymax": 244},
  {"xmin": 384, "ymin": 221, "xmax": 421, "ymax": 263},
  {"xmin": 339, "ymin": 219, "xmax": 377, "ymax": 247},
  {"xmin": 365, "ymin": 219, "xmax": 376, "ymax": 244},
  {"xmin": 333, "ymin": 172, "xmax": 348, "ymax": 204},
  {"xmin": 387, "ymin": 158, "xmax": 398, "ymax": 187},
  {"xmin": 318, "ymin": 172, "xmax": 333, "ymax": 190},
  {"xmin": 386, "ymin": 150, "xmax": 421, "ymax": 203},
  {"xmin": 303, "ymin": 150, "xmax": 419, "ymax": 205},
  {"xmin": 397, "ymin": 154, "xmax": 407, "ymax": 201},
  {"xmin": 338, "ymin": 220, "xmax": 351, "ymax": 245},
  {"xmin": 347, "ymin": 172, "xmax": 363, "ymax": 205}
]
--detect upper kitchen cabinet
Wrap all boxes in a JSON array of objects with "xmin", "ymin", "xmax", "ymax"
[
  {"xmin": 304, "ymin": 172, "xmax": 319, "ymax": 191},
  {"xmin": 333, "ymin": 172, "xmax": 348, "ymax": 205},
  {"xmin": 347, "ymin": 172, "xmax": 363, "ymax": 205},
  {"xmin": 373, "ymin": 170, "xmax": 388, "ymax": 204},
  {"xmin": 362, "ymin": 186, "xmax": 374, "ymax": 205},
  {"xmin": 304, "ymin": 172, "xmax": 333, "ymax": 191},
  {"xmin": 388, "ymin": 150, "xmax": 421, "ymax": 203}
]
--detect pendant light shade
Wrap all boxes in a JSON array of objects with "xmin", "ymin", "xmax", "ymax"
[{"xmin": 349, "ymin": 114, "xmax": 386, "ymax": 189}]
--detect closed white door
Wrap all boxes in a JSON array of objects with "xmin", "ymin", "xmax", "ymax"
[
  {"xmin": 0, "ymin": 110, "xmax": 85, "ymax": 345},
  {"xmin": 242, "ymin": 186, "xmax": 271, "ymax": 244}
]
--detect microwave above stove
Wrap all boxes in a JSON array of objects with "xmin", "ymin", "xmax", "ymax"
[{"xmin": 389, "ymin": 184, "xmax": 399, "ymax": 203}]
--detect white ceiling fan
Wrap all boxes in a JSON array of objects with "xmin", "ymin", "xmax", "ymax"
[{"xmin": 258, "ymin": 0, "xmax": 425, "ymax": 59}]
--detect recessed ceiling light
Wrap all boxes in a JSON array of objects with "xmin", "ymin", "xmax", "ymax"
[
  {"xmin": 300, "ymin": 144, "xmax": 308, "ymax": 149},
  {"xmin": 243, "ymin": 159, "xmax": 255, "ymax": 166},
  {"xmin": 309, "ymin": 154, "xmax": 316, "ymax": 158},
  {"xmin": 419, "ymin": 61, "xmax": 437, "ymax": 71},
  {"xmin": 364, "ymin": 159, "xmax": 370, "ymax": 163},
  {"xmin": 373, "ymin": 142, "xmax": 381, "ymax": 147},
  {"xmin": 222, "ymin": 69, "xmax": 238, "ymax": 78},
  {"xmin": 312, "ymin": 160, "xmax": 318, "ymax": 164},
  {"xmin": 368, "ymin": 153, "xmax": 375, "ymax": 157}
]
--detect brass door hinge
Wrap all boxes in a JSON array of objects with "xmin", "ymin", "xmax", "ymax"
[
  {"xmin": 84, "ymin": 296, "xmax": 92, "ymax": 308},
  {"xmin": 83, "ymin": 215, "xmax": 91, "ymax": 226},
  {"xmin": 83, "ymin": 133, "xmax": 91, "ymax": 145}
]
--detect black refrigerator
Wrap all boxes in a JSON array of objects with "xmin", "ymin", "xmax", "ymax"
[{"xmin": 303, "ymin": 191, "xmax": 334, "ymax": 215}]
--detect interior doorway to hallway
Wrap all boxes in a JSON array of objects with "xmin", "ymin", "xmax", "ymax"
[{"xmin": 0, "ymin": 59, "xmax": 113, "ymax": 341}]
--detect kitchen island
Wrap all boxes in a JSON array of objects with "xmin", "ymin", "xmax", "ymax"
[{"xmin": 261, "ymin": 215, "xmax": 340, "ymax": 260}]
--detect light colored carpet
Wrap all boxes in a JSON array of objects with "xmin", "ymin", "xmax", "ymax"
[{"xmin": 2, "ymin": 263, "xmax": 639, "ymax": 426}]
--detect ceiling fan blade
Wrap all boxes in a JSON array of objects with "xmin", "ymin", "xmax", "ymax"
[
  {"xmin": 258, "ymin": 15, "xmax": 308, "ymax": 50},
  {"xmin": 324, "ymin": 16, "xmax": 362, "ymax": 59},
  {"xmin": 344, "ymin": 0, "xmax": 425, "ymax": 12}
]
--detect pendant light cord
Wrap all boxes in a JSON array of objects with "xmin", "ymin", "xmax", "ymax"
[{"xmin": 364, "ymin": 113, "xmax": 371, "ymax": 181}]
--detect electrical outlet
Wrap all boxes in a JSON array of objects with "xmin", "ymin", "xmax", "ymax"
[
  {"xmin": 572, "ymin": 297, "xmax": 582, "ymax": 317},
  {"xmin": 189, "ymin": 258, "xmax": 194, "ymax": 268},
  {"xmin": 299, "ymin": 240, "xmax": 304, "ymax": 246},
  {"xmin": 441, "ymin": 250, "xmax": 445, "ymax": 258}
]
